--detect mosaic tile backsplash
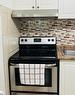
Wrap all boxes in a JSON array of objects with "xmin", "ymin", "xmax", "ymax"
[{"xmin": 14, "ymin": 18, "xmax": 75, "ymax": 45}]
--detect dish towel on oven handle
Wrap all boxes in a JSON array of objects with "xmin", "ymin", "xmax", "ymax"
[{"xmin": 19, "ymin": 64, "xmax": 45, "ymax": 85}]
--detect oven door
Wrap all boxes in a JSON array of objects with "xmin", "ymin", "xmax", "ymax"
[{"xmin": 9, "ymin": 62, "xmax": 58, "ymax": 93}]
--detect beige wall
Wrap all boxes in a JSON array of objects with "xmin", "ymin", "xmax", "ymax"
[
  {"xmin": 0, "ymin": 14, "xmax": 5, "ymax": 95},
  {"xmin": 0, "ymin": 5, "xmax": 20, "ymax": 95}
]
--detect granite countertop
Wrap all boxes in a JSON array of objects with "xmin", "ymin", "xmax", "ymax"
[{"xmin": 57, "ymin": 44, "xmax": 75, "ymax": 60}]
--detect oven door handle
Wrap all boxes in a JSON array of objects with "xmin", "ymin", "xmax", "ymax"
[{"xmin": 45, "ymin": 64, "xmax": 57, "ymax": 68}]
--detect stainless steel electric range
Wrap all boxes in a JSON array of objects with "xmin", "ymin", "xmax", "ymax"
[{"xmin": 8, "ymin": 37, "xmax": 59, "ymax": 95}]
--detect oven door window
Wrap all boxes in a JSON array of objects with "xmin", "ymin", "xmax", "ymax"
[{"xmin": 15, "ymin": 64, "xmax": 56, "ymax": 87}]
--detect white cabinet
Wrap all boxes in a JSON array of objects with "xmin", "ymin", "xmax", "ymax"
[
  {"xmin": 59, "ymin": 0, "xmax": 75, "ymax": 18},
  {"xmin": 0, "ymin": 0, "xmax": 13, "ymax": 9},
  {"xmin": 13, "ymin": 0, "xmax": 35, "ymax": 10},
  {"xmin": 37, "ymin": 0, "xmax": 58, "ymax": 9},
  {"xmin": 60, "ymin": 60, "xmax": 75, "ymax": 95},
  {"xmin": 13, "ymin": 0, "xmax": 58, "ymax": 10}
]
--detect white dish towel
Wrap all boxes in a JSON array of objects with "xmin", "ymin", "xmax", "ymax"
[{"xmin": 19, "ymin": 64, "xmax": 45, "ymax": 85}]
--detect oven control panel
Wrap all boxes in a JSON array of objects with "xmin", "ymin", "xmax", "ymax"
[{"xmin": 19, "ymin": 37, "xmax": 56, "ymax": 45}]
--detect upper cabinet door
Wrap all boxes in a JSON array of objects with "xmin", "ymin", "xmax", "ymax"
[
  {"xmin": 13, "ymin": 0, "xmax": 58, "ymax": 10},
  {"xmin": 37, "ymin": 0, "xmax": 58, "ymax": 9},
  {"xmin": 13, "ymin": 0, "xmax": 35, "ymax": 10},
  {"xmin": 59, "ymin": 0, "xmax": 75, "ymax": 18},
  {"xmin": 0, "ymin": 0, "xmax": 12, "ymax": 8}
]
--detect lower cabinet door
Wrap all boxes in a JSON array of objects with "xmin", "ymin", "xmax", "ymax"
[{"xmin": 60, "ymin": 60, "xmax": 75, "ymax": 95}]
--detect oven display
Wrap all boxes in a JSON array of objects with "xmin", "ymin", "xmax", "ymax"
[{"xmin": 34, "ymin": 38, "xmax": 41, "ymax": 42}]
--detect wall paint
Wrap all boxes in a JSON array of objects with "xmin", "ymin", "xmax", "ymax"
[
  {"xmin": 0, "ymin": 15, "xmax": 6, "ymax": 95},
  {"xmin": 0, "ymin": 6, "xmax": 20, "ymax": 95}
]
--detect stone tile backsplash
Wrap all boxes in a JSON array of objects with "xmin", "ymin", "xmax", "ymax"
[{"xmin": 14, "ymin": 18, "xmax": 75, "ymax": 45}]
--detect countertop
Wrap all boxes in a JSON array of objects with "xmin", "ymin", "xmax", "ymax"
[{"xmin": 57, "ymin": 44, "xmax": 75, "ymax": 60}]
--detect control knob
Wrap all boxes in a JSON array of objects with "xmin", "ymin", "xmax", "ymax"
[
  {"xmin": 25, "ymin": 39, "xmax": 27, "ymax": 42},
  {"xmin": 21, "ymin": 39, "xmax": 24, "ymax": 42},
  {"xmin": 52, "ymin": 39, "xmax": 54, "ymax": 41}
]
